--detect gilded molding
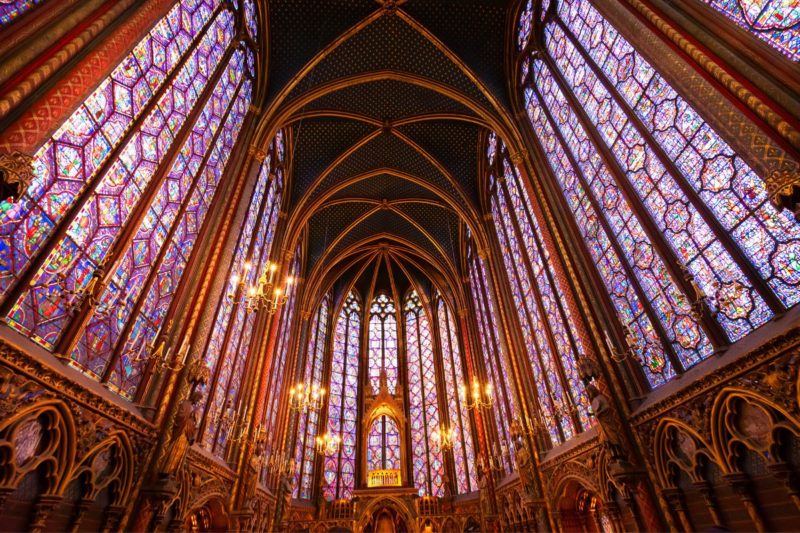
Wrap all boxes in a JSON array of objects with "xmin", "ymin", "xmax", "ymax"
[
  {"xmin": 0, "ymin": 339, "xmax": 155, "ymax": 436},
  {"xmin": 0, "ymin": 151, "xmax": 34, "ymax": 202},
  {"xmin": 621, "ymin": 0, "xmax": 800, "ymax": 151}
]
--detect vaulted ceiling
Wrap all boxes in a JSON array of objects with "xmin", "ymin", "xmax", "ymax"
[{"xmin": 253, "ymin": 0, "xmax": 520, "ymax": 293}]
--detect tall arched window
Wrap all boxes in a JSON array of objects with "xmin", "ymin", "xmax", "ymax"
[
  {"xmin": 467, "ymin": 237, "xmax": 516, "ymax": 473},
  {"xmin": 517, "ymin": 0, "xmax": 800, "ymax": 390},
  {"xmin": 488, "ymin": 136, "xmax": 591, "ymax": 444},
  {"xmin": 293, "ymin": 293, "xmax": 331, "ymax": 499},
  {"xmin": 0, "ymin": 0, "xmax": 254, "ymax": 400},
  {"xmin": 367, "ymin": 415, "xmax": 401, "ymax": 472},
  {"xmin": 198, "ymin": 131, "xmax": 284, "ymax": 455},
  {"xmin": 261, "ymin": 244, "xmax": 300, "ymax": 486},
  {"xmin": 368, "ymin": 293, "xmax": 398, "ymax": 392},
  {"xmin": 436, "ymin": 295, "xmax": 478, "ymax": 493},
  {"xmin": 699, "ymin": 1, "xmax": 799, "ymax": 60},
  {"xmin": 323, "ymin": 290, "xmax": 361, "ymax": 501},
  {"xmin": 405, "ymin": 290, "xmax": 444, "ymax": 497}
]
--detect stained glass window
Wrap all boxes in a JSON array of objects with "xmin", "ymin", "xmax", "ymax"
[
  {"xmin": 405, "ymin": 290, "xmax": 444, "ymax": 497},
  {"xmin": 517, "ymin": 0, "xmax": 800, "ymax": 394},
  {"xmin": 1, "ymin": 0, "xmax": 222, "ymax": 304},
  {"xmin": 293, "ymin": 293, "xmax": 331, "ymax": 499},
  {"xmin": 700, "ymin": 0, "xmax": 799, "ymax": 60},
  {"xmin": 367, "ymin": 415, "xmax": 401, "ymax": 472},
  {"xmin": 487, "ymin": 137, "xmax": 592, "ymax": 444},
  {"xmin": 323, "ymin": 291, "xmax": 360, "ymax": 501},
  {"xmin": 0, "ymin": 0, "xmax": 45, "ymax": 26},
  {"xmin": 436, "ymin": 296, "xmax": 477, "ymax": 494},
  {"xmin": 244, "ymin": 0, "xmax": 257, "ymax": 40},
  {"xmin": 199, "ymin": 132, "xmax": 284, "ymax": 455},
  {"xmin": 0, "ymin": 0, "xmax": 251, "ymax": 403},
  {"xmin": 368, "ymin": 293, "xmax": 398, "ymax": 393},
  {"xmin": 261, "ymin": 248, "xmax": 300, "ymax": 486},
  {"xmin": 467, "ymin": 237, "xmax": 516, "ymax": 473}
]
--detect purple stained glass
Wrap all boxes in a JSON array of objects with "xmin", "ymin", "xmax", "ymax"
[
  {"xmin": 437, "ymin": 297, "xmax": 477, "ymax": 494},
  {"xmin": 557, "ymin": 0, "xmax": 800, "ymax": 312},
  {"xmin": 201, "ymin": 131, "xmax": 284, "ymax": 450},
  {"xmin": 367, "ymin": 415, "xmax": 401, "ymax": 472},
  {"xmin": 293, "ymin": 294, "xmax": 330, "ymax": 498},
  {"xmin": 544, "ymin": 20, "xmax": 772, "ymax": 343},
  {"xmin": 0, "ymin": 0, "xmax": 44, "ymax": 26},
  {"xmin": 368, "ymin": 293, "xmax": 398, "ymax": 392},
  {"xmin": 701, "ymin": 0, "xmax": 800, "ymax": 60},
  {"xmin": 6, "ymin": 8, "xmax": 236, "ymax": 350},
  {"xmin": 70, "ymin": 50, "xmax": 249, "ymax": 396},
  {"xmin": 0, "ymin": 0, "xmax": 220, "ymax": 305},
  {"xmin": 406, "ymin": 290, "xmax": 444, "ymax": 497},
  {"xmin": 323, "ymin": 291, "xmax": 360, "ymax": 501},
  {"xmin": 244, "ymin": 0, "xmax": 257, "ymax": 40},
  {"xmin": 468, "ymin": 241, "xmax": 516, "ymax": 473}
]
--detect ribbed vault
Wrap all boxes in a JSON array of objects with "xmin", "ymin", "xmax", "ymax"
[{"xmin": 251, "ymin": 0, "xmax": 523, "ymax": 299}]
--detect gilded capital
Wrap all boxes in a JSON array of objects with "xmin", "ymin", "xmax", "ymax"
[
  {"xmin": 766, "ymin": 169, "xmax": 800, "ymax": 218},
  {"xmin": 0, "ymin": 151, "xmax": 34, "ymax": 203},
  {"xmin": 509, "ymin": 149, "xmax": 528, "ymax": 165},
  {"xmin": 248, "ymin": 144, "xmax": 267, "ymax": 162}
]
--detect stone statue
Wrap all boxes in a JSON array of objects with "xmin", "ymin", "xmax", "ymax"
[
  {"xmin": 513, "ymin": 434, "xmax": 537, "ymax": 499},
  {"xmin": 158, "ymin": 389, "xmax": 202, "ymax": 478},
  {"xmin": 478, "ymin": 465, "xmax": 491, "ymax": 516},
  {"xmin": 586, "ymin": 384, "xmax": 626, "ymax": 461}
]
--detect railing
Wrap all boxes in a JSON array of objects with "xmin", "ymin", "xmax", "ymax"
[{"xmin": 367, "ymin": 469, "xmax": 402, "ymax": 488}]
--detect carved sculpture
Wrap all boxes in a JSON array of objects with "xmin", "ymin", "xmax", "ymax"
[
  {"xmin": 586, "ymin": 384, "xmax": 627, "ymax": 462},
  {"xmin": 0, "ymin": 151, "xmax": 34, "ymax": 202}
]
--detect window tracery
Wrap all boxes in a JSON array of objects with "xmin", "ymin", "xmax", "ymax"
[
  {"xmin": 405, "ymin": 290, "xmax": 444, "ymax": 497},
  {"xmin": 367, "ymin": 415, "xmax": 401, "ymax": 472},
  {"xmin": 436, "ymin": 295, "xmax": 477, "ymax": 494},
  {"xmin": 293, "ymin": 293, "xmax": 331, "ymax": 499},
  {"xmin": 516, "ymin": 0, "xmax": 800, "ymax": 393},
  {"xmin": 0, "ymin": 0, "xmax": 254, "ymax": 401},
  {"xmin": 323, "ymin": 290, "xmax": 360, "ymax": 501},
  {"xmin": 368, "ymin": 293, "xmax": 398, "ymax": 393},
  {"xmin": 199, "ymin": 131, "xmax": 284, "ymax": 455}
]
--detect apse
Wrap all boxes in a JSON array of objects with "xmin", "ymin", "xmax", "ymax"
[{"xmin": 0, "ymin": 0, "xmax": 799, "ymax": 532}]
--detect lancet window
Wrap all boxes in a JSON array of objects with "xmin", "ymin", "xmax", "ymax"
[
  {"xmin": 198, "ymin": 131, "xmax": 284, "ymax": 456},
  {"xmin": 368, "ymin": 293, "xmax": 398, "ymax": 393},
  {"xmin": 466, "ymin": 237, "xmax": 516, "ymax": 473},
  {"xmin": 405, "ymin": 290, "xmax": 445, "ymax": 497},
  {"xmin": 367, "ymin": 415, "xmax": 401, "ymax": 472},
  {"xmin": 293, "ymin": 293, "xmax": 331, "ymax": 499},
  {"xmin": 323, "ymin": 290, "xmax": 361, "ymax": 501},
  {"xmin": 0, "ymin": 0, "xmax": 254, "ymax": 401},
  {"xmin": 487, "ymin": 135, "xmax": 591, "ymax": 444},
  {"xmin": 517, "ymin": 0, "xmax": 800, "ymax": 391},
  {"xmin": 436, "ymin": 295, "xmax": 478, "ymax": 494}
]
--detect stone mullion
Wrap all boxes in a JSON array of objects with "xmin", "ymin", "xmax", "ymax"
[
  {"xmin": 498, "ymin": 170, "xmax": 583, "ymax": 434},
  {"xmin": 93, "ymin": 73, "xmax": 248, "ymax": 385},
  {"xmin": 0, "ymin": 3, "xmax": 231, "ymax": 317},
  {"xmin": 613, "ymin": 0, "xmax": 800, "ymax": 154},
  {"xmin": 556, "ymin": 15, "xmax": 783, "ymax": 315},
  {"xmin": 526, "ymin": 77, "xmax": 686, "ymax": 376},
  {"xmin": 489, "ymin": 193, "xmax": 569, "ymax": 443},
  {"xmin": 0, "ymin": 0, "xmax": 83, "ymax": 59},
  {"xmin": 444, "ymin": 303, "xmax": 471, "ymax": 493},
  {"xmin": 510, "ymin": 116, "xmax": 652, "ymax": 398}
]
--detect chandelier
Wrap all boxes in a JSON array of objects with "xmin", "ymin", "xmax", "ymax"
[
  {"xmin": 315, "ymin": 432, "xmax": 341, "ymax": 455},
  {"xmin": 432, "ymin": 424, "xmax": 456, "ymax": 452},
  {"xmin": 288, "ymin": 382, "xmax": 326, "ymax": 412},
  {"xmin": 230, "ymin": 260, "xmax": 294, "ymax": 315},
  {"xmin": 459, "ymin": 378, "xmax": 493, "ymax": 411}
]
